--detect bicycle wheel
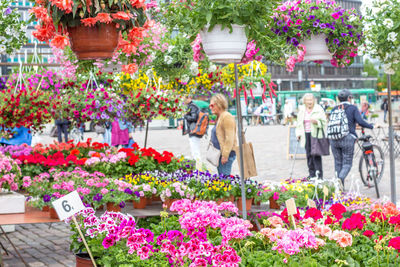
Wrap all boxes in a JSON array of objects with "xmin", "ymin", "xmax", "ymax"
[
  {"xmin": 371, "ymin": 169, "xmax": 380, "ymax": 198},
  {"xmin": 359, "ymin": 144, "xmax": 385, "ymax": 186}
]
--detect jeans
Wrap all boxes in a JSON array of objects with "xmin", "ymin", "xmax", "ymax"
[
  {"xmin": 384, "ymin": 110, "xmax": 388, "ymax": 122},
  {"xmin": 103, "ymin": 127, "xmax": 112, "ymax": 146},
  {"xmin": 55, "ymin": 120, "xmax": 69, "ymax": 143},
  {"xmin": 189, "ymin": 136, "xmax": 202, "ymax": 168},
  {"xmin": 217, "ymin": 154, "xmax": 236, "ymax": 176},
  {"xmin": 305, "ymin": 132, "xmax": 323, "ymax": 178},
  {"xmin": 330, "ymin": 134, "xmax": 356, "ymax": 182}
]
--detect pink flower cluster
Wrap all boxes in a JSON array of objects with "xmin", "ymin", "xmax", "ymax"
[
  {"xmin": 0, "ymin": 154, "xmax": 21, "ymax": 191},
  {"xmin": 192, "ymin": 34, "xmax": 204, "ymax": 62},
  {"xmin": 170, "ymin": 200, "xmax": 252, "ymax": 244},
  {"xmin": 286, "ymin": 44, "xmax": 306, "ymax": 72},
  {"xmin": 241, "ymin": 40, "xmax": 263, "ymax": 64}
]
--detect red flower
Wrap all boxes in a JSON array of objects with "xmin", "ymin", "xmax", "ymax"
[
  {"xmin": 342, "ymin": 213, "xmax": 366, "ymax": 231},
  {"xmin": 130, "ymin": 0, "xmax": 146, "ymax": 9},
  {"xmin": 388, "ymin": 237, "xmax": 400, "ymax": 252},
  {"xmin": 280, "ymin": 208, "xmax": 301, "ymax": 224},
  {"xmin": 112, "ymin": 11, "xmax": 132, "ymax": 21},
  {"xmin": 50, "ymin": 34, "xmax": 70, "ymax": 49},
  {"xmin": 362, "ymin": 230, "xmax": 375, "ymax": 238},
  {"xmin": 49, "ymin": 0, "xmax": 73, "ymax": 13},
  {"xmin": 32, "ymin": 23, "xmax": 56, "ymax": 42},
  {"xmin": 122, "ymin": 63, "xmax": 138, "ymax": 74},
  {"xmin": 29, "ymin": 7, "xmax": 51, "ymax": 23},
  {"xmin": 128, "ymin": 154, "xmax": 140, "ymax": 166},
  {"xmin": 370, "ymin": 211, "xmax": 387, "ymax": 223},
  {"xmin": 81, "ymin": 17, "xmax": 97, "ymax": 27},
  {"xmin": 304, "ymin": 208, "xmax": 323, "ymax": 221},
  {"xmin": 389, "ymin": 215, "xmax": 400, "ymax": 225},
  {"xmin": 95, "ymin": 13, "xmax": 113, "ymax": 24},
  {"xmin": 329, "ymin": 203, "xmax": 346, "ymax": 220}
]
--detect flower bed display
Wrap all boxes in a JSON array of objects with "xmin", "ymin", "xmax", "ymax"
[
  {"xmin": 65, "ymin": 198, "xmax": 400, "ymax": 266},
  {"xmin": 2, "ymin": 140, "xmax": 194, "ymax": 179}
]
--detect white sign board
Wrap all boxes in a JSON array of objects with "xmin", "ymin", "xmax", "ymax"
[{"xmin": 52, "ymin": 191, "xmax": 85, "ymax": 221}]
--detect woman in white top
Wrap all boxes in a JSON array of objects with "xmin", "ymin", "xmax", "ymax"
[
  {"xmin": 283, "ymin": 100, "xmax": 293, "ymax": 125},
  {"xmin": 295, "ymin": 94, "xmax": 327, "ymax": 179}
]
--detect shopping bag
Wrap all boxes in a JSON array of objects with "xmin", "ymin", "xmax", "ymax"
[
  {"xmin": 206, "ymin": 142, "xmax": 221, "ymax": 167},
  {"xmin": 235, "ymin": 135, "xmax": 257, "ymax": 178},
  {"xmin": 311, "ymin": 128, "xmax": 330, "ymax": 156}
]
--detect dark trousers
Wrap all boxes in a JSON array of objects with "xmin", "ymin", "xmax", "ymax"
[
  {"xmin": 330, "ymin": 134, "xmax": 356, "ymax": 182},
  {"xmin": 55, "ymin": 120, "xmax": 69, "ymax": 143},
  {"xmin": 305, "ymin": 132, "xmax": 323, "ymax": 178}
]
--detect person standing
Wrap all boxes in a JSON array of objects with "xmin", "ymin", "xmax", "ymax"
[
  {"xmin": 183, "ymin": 96, "xmax": 202, "ymax": 168},
  {"xmin": 283, "ymin": 99, "xmax": 293, "ymax": 125},
  {"xmin": 360, "ymin": 102, "xmax": 370, "ymax": 120},
  {"xmin": 381, "ymin": 98, "xmax": 389, "ymax": 123},
  {"xmin": 209, "ymin": 94, "xmax": 237, "ymax": 175},
  {"xmin": 55, "ymin": 119, "xmax": 70, "ymax": 143},
  {"xmin": 328, "ymin": 89, "xmax": 374, "ymax": 187},
  {"xmin": 276, "ymin": 101, "xmax": 282, "ymax": 124},
  {"xmin": 295, "ymin": 94, "xmax": 327, "ymax": 179},
  {"xmin": 111, "ymin": 119, "xmax": 133, "ymax": 148}
]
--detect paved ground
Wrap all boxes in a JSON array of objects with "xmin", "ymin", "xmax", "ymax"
[{"xmin": 2, "ymin": 111, "xmax": 400, "ymax": 266}]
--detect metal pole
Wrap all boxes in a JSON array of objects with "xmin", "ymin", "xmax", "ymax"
[
  {"xmin": 387, "ymin": 74, "xmax": 397, "ymax": 204},
  {"xmin": 144, "ymin": 120, "xmax": 149, "ymax": 148},
  {"xmin": 234, "ymin": 63, "xmax": 247, "ymax": 219}
]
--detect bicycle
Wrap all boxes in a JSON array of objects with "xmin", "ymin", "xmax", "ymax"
[{"xmin": 357, "ymin": 127, "xmax": 385, "ymax": 198}]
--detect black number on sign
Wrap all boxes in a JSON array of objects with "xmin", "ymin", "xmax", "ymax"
[{"xmin": 62, "ymin": 200, "xmax": 72, "ymax": 212}]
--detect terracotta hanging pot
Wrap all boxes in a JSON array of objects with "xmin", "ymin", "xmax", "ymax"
[
  {"xmin": 133, "ymin": 197, "xmax": 147, "ymax": 209},
  {"xmin": 145, "ymin": 197, "xmax": 152, "ymax": 206},
  {"xmin": 42, "ymin": 206, "xmax": 50, "ymax": 212},
  {"xmin": 269, "ymin": 196, "xmax": 280, "ymax": 210},
  {"xmin": 76, "ymin": 253, "xmax": 94, "ymax": 267},
  {"xmin": 67, "ymin": 23, "xmax": 119, "ymax": 60},
  {"xmin": 163, "ymin": 198, "xmax": 179, "ymax": 210}
]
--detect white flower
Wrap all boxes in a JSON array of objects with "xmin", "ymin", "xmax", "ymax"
[
  {"xmin": 208, "ymin": 63, "xmax": 217, "ymax": 73},
  {"xmin": 167, "ymin": 45, "xmax": 175, "ymax": 53},
  {"xmin": 181, "ymin": 75, "xmax": 189, "ymax": 84},
  {"xmin": 348, "ymin": 14, "xmax": 357, "ymax": 23},
  {"xmin": 383, "ymin": 18, "xmax": 394, "ymax": 29},
  {"xmin": 190, "ymin": 61, "xmax": 199, "ymax": 75},
  {"xmin": 0, "ymin": 44, "xmax": 5, "ymax": 54},
  {"xmin": 164, "ymin": 55, "xmax": 173, "ymax": 64},
  {"xmin": 388, "ymin": 32, "xmax": 397, "ymax": 42},
  {"xmin": 384, "ymin": 63, "xmax": 395, "ymax": 75}
]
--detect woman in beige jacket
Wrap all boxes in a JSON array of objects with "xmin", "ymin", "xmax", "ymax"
[{"xmin": 209, "ymin": 94, "xmax": 237, "ymax": 175}]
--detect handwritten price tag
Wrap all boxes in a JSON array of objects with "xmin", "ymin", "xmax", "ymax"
[
  {"xmin": 323, "ymin": 186, "xmax": 329, "ymax": 196},
  {"xmin": 307, "ymin": 199, "xmax": 317, "ymax": 208},
  {"xmin": 285, "ymin": 198, "xmax": 297, "ymax": 215},
  {"xmin": 52, "ymin": 191, "xmax": 85, "ymax": 221}
]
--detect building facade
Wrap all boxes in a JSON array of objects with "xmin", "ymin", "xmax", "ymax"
[{"xmin": 0, "ymin": 0, "xmax": 52, "ymax": 75}]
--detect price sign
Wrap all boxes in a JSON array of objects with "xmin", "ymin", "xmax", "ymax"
[
  {"xmin": 323, "ymin": 186, "xmax": 329, "ymax": 196},
  {"xmin": 285, "ymin": 198, "xmax": 297, "ymax": 216},
  {"xmin": 52, "ymin": 191, "xmax": 85, "ymax": 221},
  {"xmin": 307, "ymin": 199, "xmax": 317, "ymax": 208}
]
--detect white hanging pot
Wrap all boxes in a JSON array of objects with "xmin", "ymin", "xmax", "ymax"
[
  {"xmin": 200, "ymin": 24, "xmax": 248, "ymax": 64},
  {"xmin": 301, "ymin": 34, "xmax": 332, "ymax": 61}
]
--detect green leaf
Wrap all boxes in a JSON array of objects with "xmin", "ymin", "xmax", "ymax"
[{"xmin": 206, "ymin": 11, "xmax": 212, "ymax": 24}]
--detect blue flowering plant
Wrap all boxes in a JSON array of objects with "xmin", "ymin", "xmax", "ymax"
[{"xmin": 271, "ymin": 0, "xmax": 364, "ymax": 69}]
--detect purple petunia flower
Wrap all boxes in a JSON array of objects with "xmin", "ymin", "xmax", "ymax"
[
  {"xmin": 43, "ymin": 195, "xmax": 51, "ymax": 202},
  {"xmin": 320, "ymin": 24, "xmax": 327, "ymax": 29},
  {"xmin": 313, "ymin": 21, "xmax": 320, "ymax": 27},
  {"xmin": 124, "ymin": 188, "xmax": 133, "ymax": 195},
  {"xmin": 282, "ymin": 26, "xmax": 288, "ymax": 33},
  {"xmin": 3, "ymin": 7, "xmax": 12, "ymax": 16},
  {"xmin": 277, "ymin": 20, "xmax": 283, "ymax": 26},
  {"xmin": 134, "ymin": 191, "xmax": 140, "ymax": 198},
  {"xmin": 341, "ymin": 33, "xmax": 348, "ymax": 37},
  {"xmin": 93, "ymin": 193, "xmax": 103, "ymax": 202},
  {"xmin": 291, "ymin": 37, "xmax": 299, "ymax": 47},
  {"xmin": 119, "ymin": 201, "xmax": 126, "ymax": 208},
  {"xmin": 333, "ymin": 38, "xmax": 340, "ymax": 45},
  {"xmin": 306, "ymin": 29, "xmax": 311, "ymax": 35},
  {"xmin": 308, "ymin": 15, "xmax": 315, "ymax": 20}
]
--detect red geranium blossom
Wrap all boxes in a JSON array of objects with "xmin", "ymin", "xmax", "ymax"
[
  {"xmin": 362, "ymin": 230, "xmax": 375, "ymax": 238},
  {"xmin": 329, "ymin": 203, "xmax": 347, "ymax": 220},
  {"xmin": 304, "ymin": 208, "xmax": 323, "ymax": 221},
  {"xmin": 388, "ymin": 236, "xmax": 400, "ymax": 252},
  {"xmin": 342, "ymin": 213, "xmax": 366, "ymax": 231},
  {"xmin": 280, "ymin": 208, "xmax": 302, "ymax": 224},
  {"xmin": 370, "ymin": 211, "xmax": 387, "ymax": 223}
]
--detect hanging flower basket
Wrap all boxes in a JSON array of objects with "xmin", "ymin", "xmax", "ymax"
[
  {"xmin": 67, "ymin": 23, "xmax": 119, "ymax": 60},
  {"xmin": 301, "ymin": 34, "xmax": 332, "ymax": 61},
  {"xmin": 200, "ymin": 24, "xmax": 247, "ymax": 64}
]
